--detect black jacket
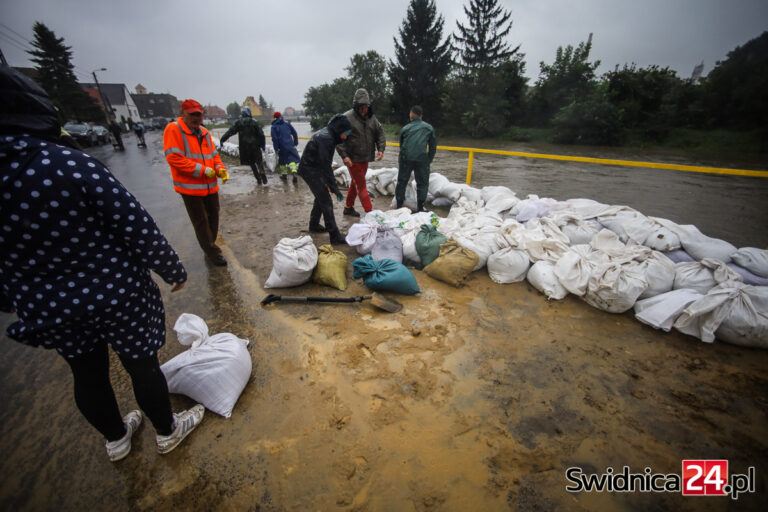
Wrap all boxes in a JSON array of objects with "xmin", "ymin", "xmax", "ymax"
[{"xmin": 298, "ymin": 114, "xmax": 351, "ymax": 195}]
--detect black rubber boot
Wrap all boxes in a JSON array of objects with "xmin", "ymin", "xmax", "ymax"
[
  {"xmin": 260, "ymin": 173, "xmax": 268, "ymax": 184},
  {"xmin": 329, "ymin": 230, "xmax": 347, "ymax": 245},
  {"xmin": 396, "ymin": 200, "xmax": 403, "ymax": 209},
  {"xmin": 416, "ymin": 201, "xmax": 426, "ymax": 213},
  {"xmin": 343, "ymin": 207, "xmax": 360, "ymax": 217},
  {"xmin": 292, "ymin": 174, "xmax": 298, "ymax": 184},
  {"xmin": 280, "ymin": 174, "xmax": 288, "ymax": 182},
  {"xmin": 309, "ymin": 223, "xmax": 327, "ymax": 233}
]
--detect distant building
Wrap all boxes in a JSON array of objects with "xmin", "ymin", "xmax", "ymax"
[
  {"xmin": 81, "ymin": 82, "xmax": 142, "ymax": 123},
  {"xmin": 204, "ymin": 104, "xmax": 227, "ymax": 122},
  {"xmin": 135, "ymin": 84, "xmax": 147, "ymax": 95},
  {"xmin": 131, "ymin": 92, "xmax": 181, "ymax": 121},
  {"xmin": 284, "ymin": 107, "xmax": 296, "ymax": 115},
  {"xmin": 241, "ymin": 96, "xmax": 263, "ymax": 117}
]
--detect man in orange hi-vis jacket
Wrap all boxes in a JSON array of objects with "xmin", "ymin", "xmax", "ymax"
[{"xmin": 163, "ymin": 99, "xmax": 229, "ymax": 266}]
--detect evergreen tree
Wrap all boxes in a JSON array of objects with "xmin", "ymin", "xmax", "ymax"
[
  {"xmin": 453, "ymin": 0, "xmax": 519, "ymax": 71},
  {"xmin": 388, "ymin": 0, "xmax": 452, "ymax": 125},
  {"xmin": 27, "ymin": 21, "xmax": 101, "ymax": 123},
  {"xmin": 258, "ymin": 94, "xmax": 268, "ymax": 110}
]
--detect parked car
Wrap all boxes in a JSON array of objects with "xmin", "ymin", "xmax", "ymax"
[
  {"xmin": 151, "ymin": 117, "xmax": 168, "ymax": 130},
  {"xmin": 92, "ymin": 125, "xmax": 110, "ymax": 145},
  {"xmin": 63, "ymin": 123, "xmax": 97, "ymax": 147}
]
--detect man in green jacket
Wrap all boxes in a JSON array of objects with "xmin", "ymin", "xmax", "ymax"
[{"xmin": 396, "ymin": 105, "xmax": 437, "ymax": 212}]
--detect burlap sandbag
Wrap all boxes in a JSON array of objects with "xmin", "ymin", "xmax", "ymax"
[
  {"xmin": 424, "ymin": 238, "xmax": 478, "ymax": 287},
  {"xmin": 312, "ymin": 244, "xmax": 348, "ymax": 290}
]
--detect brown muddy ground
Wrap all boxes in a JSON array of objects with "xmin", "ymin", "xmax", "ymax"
[{"xmin": 1, "ymin": 131, "xmax": 766, "ymax": 511}]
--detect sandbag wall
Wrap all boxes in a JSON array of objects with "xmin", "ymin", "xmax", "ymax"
[{"xmin": 337, "ymin": 169, "xmax": 768, "ymax": 349}]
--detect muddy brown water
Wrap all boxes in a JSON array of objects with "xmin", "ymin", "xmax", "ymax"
[{"xmin": 1, "ymin": 129, "xmax": 766, "ymax": 511}]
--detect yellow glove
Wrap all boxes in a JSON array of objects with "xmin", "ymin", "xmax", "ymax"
[
  {"xmin": 217, "ymin": 168, "xmax": 229, "ymax": 183},
  {"xmin": 204, "ymin": 167, "xmax": 216, "ymax": 178}
]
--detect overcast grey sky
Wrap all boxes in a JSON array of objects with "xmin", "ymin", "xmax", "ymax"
[{"xmin": 1, "ymin": 0, "xmax": 766, "ymax": 112}]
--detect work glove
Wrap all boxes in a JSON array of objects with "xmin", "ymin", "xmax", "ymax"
[
  {"xmin": 217, "ymin": 168, "xmax": 229, "ymax": 183},
  {"xmin": 335, "ymin": 191, "xmax": 344, "ymax": 202},
  {"xmin": 204, "ymin": 167, "xmax": 216, "ymax": 178}
]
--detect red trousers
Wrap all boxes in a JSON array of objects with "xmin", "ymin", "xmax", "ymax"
[{"xmin": 345, "ymin": 161, "xmax": 372, "ymax": 212}]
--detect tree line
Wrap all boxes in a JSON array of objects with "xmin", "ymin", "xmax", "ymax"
[{"xmin": 304, "ymin": 0, "xmax": 768, "ymax": 148}]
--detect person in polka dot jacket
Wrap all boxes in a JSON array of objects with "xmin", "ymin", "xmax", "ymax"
[{"xmin": 0, "ymin": 66, "xmax": 205, "ymax": 461}]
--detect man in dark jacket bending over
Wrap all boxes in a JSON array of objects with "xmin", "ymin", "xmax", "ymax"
[{"xmin": 298, "ymin": 114, "xmax": 353, "ymax": 245}]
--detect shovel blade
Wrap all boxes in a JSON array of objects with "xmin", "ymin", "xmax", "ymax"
[{"xmin": 370, "ymin": 292, "xmax": 403, "ymax": 313}]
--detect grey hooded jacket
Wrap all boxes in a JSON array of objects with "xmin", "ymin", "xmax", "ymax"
[{"xmin": 335, "ymin": 88, "xmax": 386, "ymax": 162}]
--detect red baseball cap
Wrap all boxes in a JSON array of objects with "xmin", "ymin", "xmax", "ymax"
[
  {"xmin": 273, "ymin": 111, "xmax": 282, "ymax": 119},
  {"xmin": 181, "ymin": 99, "xmax": 203, "ymax": 114}
]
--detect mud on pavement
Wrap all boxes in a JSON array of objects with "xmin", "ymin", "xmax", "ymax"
[{"xmin": 1, "ymin": 140, "xmax": 767, "ymax": 511}]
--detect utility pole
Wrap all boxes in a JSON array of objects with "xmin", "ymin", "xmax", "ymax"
[{"xmin": 92, "ymin": 68, "xmax": 111, "ymax": 125}]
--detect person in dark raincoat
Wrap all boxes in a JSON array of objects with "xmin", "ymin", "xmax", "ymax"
[
  {"xmin": 298, "ymin": 114, "xmax": 353, "ymax": 245},
  {"xmin": 109, "ymin": 119, "xmax": 124, "ymax": 150},
  {"xmin": 219, "ymin": 107, "xmax": 268, "ymax": 184},
  {"xmin": 0, "ymin": 65, "xmax": 205, "ymax": 462},
  {"xmin": 270, "ymin": 111, "xmax": 300, "ymax": 183}
]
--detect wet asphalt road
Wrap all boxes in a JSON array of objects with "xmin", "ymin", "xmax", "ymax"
[{"xmin": 1, "ymin": 129, "xmax": 766, "ymax": 511}]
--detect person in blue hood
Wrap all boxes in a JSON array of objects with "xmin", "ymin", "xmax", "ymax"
[
  {"xmin": 270, "ymin": 111, "xmax": 300, "ymax": 183},
  {"xmin": 297, "ymin": 114, "xmax": 353, "ymax": 245},
  {"xmin": 0, "ymin": 65, "xmax": 204, "ymax": 461}
]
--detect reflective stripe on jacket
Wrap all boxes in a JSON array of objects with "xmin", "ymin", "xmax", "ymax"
[{"xmin": 163, "ymin": 118, "xmax": 225, "ymax": 196}]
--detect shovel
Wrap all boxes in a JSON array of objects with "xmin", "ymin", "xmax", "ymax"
[{"xmin": 260, "ymin": 292, "xmax": 403, "ymax": 313}]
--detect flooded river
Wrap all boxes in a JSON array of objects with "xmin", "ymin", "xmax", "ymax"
[{"xmin": 1, "ymin": 127, "xmax": 766, "ymax": 511}]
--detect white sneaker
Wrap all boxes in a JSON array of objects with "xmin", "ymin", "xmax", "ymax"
[
  {"xmin": 156, "ymin": 404, "xmax": 205, "ymax": 454},
  {"xmin": 105, "ymin": 410, "xmax": 143, "ymax": 462}
]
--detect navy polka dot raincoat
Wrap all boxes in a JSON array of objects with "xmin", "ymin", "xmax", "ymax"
[{"xmin": 0, "ymin": 134, "xmax": 187, "ymax": 359}]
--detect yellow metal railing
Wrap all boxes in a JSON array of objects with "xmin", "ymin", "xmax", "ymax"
[{"xmin": 255, "ymin": 134, "xmax": 768, "ymax": 184}]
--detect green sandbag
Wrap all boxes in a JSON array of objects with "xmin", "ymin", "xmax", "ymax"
[
  {"xmin": 424, "ymin": 238, "xmax": 478, "ymax": 287},
  {"xmin": 312, "ymin": 244, "xmax": 348, "ymax": 290},
  {"xmin": 415, "ymin": 224, "xmax": 447, "ymax": 267}
]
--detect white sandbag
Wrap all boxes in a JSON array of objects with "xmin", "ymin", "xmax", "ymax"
[
  {"xmin": 664, "ymin": 249, "xmax": 696, "ymax": 263},
  {"xmin": 525, "ymin": 217, "xmax": 570, "ymax": 245},
  {"xmin": 525, "ymin": 238, "xmax": 570, "ymax": 264},
  {"xmin": 161, "ymin": 314, "xmax": 252, "ymax": 418},
  {"xmin": 264, "ymin": 236, "xmax": 318, "ymax": 288},
  {"xmin": 674, "ymin": 282, "xmax": 768, "ymax": 348},
  {"xmin": 428, "ymin": 173, "xmax": 451, "ymax": 196},
  {"xmin": 645, "ymin": 217, "xmax": 682, "ymax": 251},
  {"xmin": 515, "ymin": 198, "xmax": 558, "ymax": 223},
  {"xmin": 371, "ymin": 227, "xmax": 404, "ymax": 263},
  {"xmin": 727, "ymin": 263, "xmax": 768, "ymax": 286},
  {"xmin": 636, "ymin": 251, "xmax": 676, "ymax": 299},
  {"xmin": 582, "ymin": 263, "xmax": 647, "ymax": 313},
  {"xmin": 334, "ymin": 166, "xmax": 351, "ymax": 187},
  {"xmin": 431, "ymin": 196, "xmax": 454, "ymax": 207},
  {"xmin": 400, "ymin": 230, "xmax": 420, "ymax": 264},
  {"xmin": 633, "ymin": 289, "xmax": 703, "ymax": 331},
  {"xmin": 597, "ymin": 208, "xmax": 657, "ymax": 245},
  {"xmin": 675, "ymin": 224, "xmax": 737, "ymax": 263},
  {"xmin": 459, "ymin": 185, "xmax": 484, "ymax": 203},
  {"xmin": 487, "ymin": 247, "xmax": 530, "ymax": 284},
  {"xmin": 264, "ymin": 146, "xmax": 276, "ymax": 172},
  {"xmin": 554, "ymin": 245, "xmax": 594, "ymax": 296},
  {"xmin": 362, "ymin": 210, "xmax": 388, "ymax": 226},
  {"xmin": 346, "ymin": 223, "xmax": 378, "ymax": 255},
  {"xmin": 560, "ymin": 219, "xmax": 602, "ymax": 245},
  {"xmin": 731, "ymin": 247, "xmax": 768, "ymax": 278},
  {"xmin": 437, "ymin": 182, "xmax": 462, "ymax": 202},
  {"xmin": 673, "ymin": 258, "xmax": 742, "ymax": 294},
  {"xmin": 484, "ymin": 190, "xmax": 520, "ymax": 214},
  {"xmin": 527, "ymin": 260, "xmax": 568, "ymax": 300}
]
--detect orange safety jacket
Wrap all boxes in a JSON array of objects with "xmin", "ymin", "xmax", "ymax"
[{"xmin": 163, "ymin": 118, "xmax": 226, "ymax": 196}]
